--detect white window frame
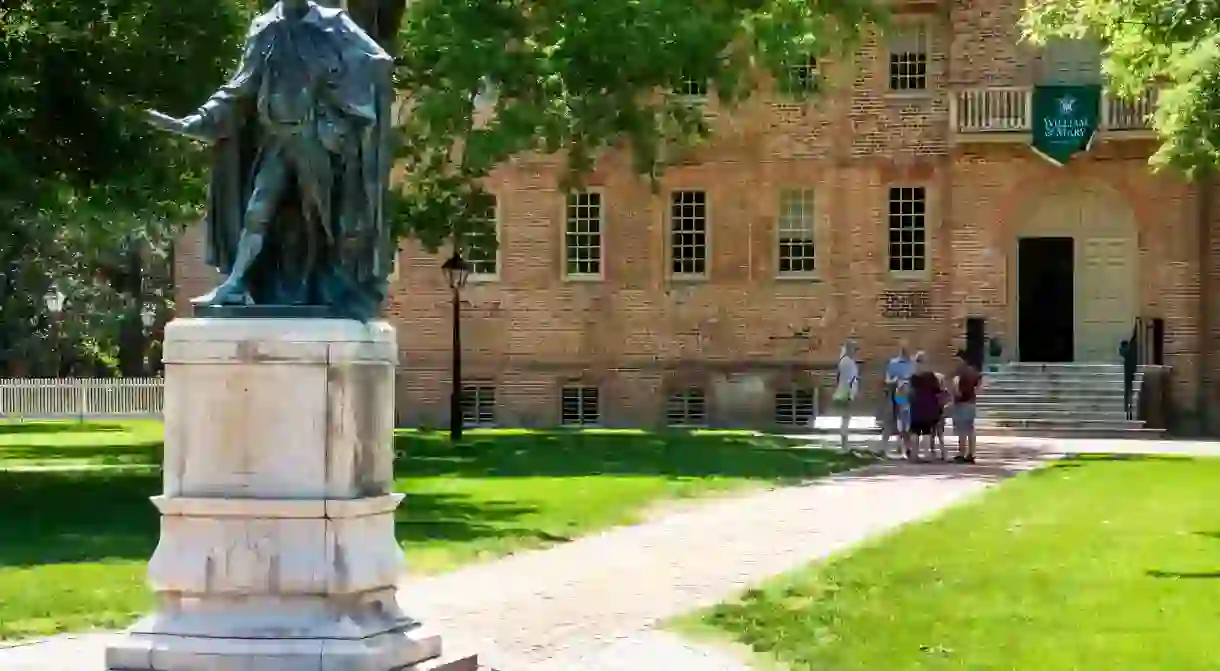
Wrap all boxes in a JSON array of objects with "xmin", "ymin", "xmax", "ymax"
[
  {"xmin": 560, "ymin": 385, "xmax": 601, "ymax": 427},
  {"xmin": 785, "ymin": 54, "xmax": 819, "ymax": 94},
  {"xmin": 674, "ymin": 74, "xmax": 710, "ymax": 102},
  {"xmin": 461, "ymin": 383, "xmax": 497, "ymax": 428},
  {"xmin": 774, "ymin": 387, "xmax": 817, "ymax": 427},
  {"xmin": 669, "ymin": 190, "xmax": 710, "ymax": 279},
  {"xmin": 886, "ymin": 22, "xmax": 929, "ymax": 93},
  {"xmin": 776, "ymin": 188, "xmax": 818, "ymax": 278},
  {"xmin": 666, "ymin": 387, "xmax": 708, "ymax": 428},
  {"xmin": 887, "ymin": 185, "xmax": 929, "ymax": 278},
  {"xmin": 463, "ymin": 195, "xmax": 502, "ymax": 282},
  {"xmin": 563, "ymin": 189, "xmax": 605, "ymax": 280}
]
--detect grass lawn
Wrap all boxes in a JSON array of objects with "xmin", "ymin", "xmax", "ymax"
[
  {"xmin": 0, "ymin": 421, "xmax": 864, "ymax": 641},
  {"xmin": 681, "ymin": 454, "xmax": 1220, "ymax": 671}
]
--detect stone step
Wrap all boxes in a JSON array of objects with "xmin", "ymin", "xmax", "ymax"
[
  {"xmin": 982, "ymin": 382, "xmax": 1132, "ymax": 393},
  {"xmin": 971, "ymin": 395, "xmax": 1122, "ymax": 405},
  {"xmin": 985, "ymin": 377, "xmax": 1137, "ymax": 387},
  {"xmin": 976, "ymin": 417, "xmax": 1146, "ymax": 430},
  {"xmin": 1000, "ymin": 363, "xmax": 1129, "ymax": 371},
  {"xmin": 985, "ymin": 378, "xmax": 1136, "ymax": 387},
  {"xmin": 978, "ymin": 409, "xmax": 1132, "ymax": 422},
  {"xmin": 976, "ymin": 400, "xmax": 1127, "ymax": 409},
  {"xmin": 966, "ymin": 425, "xmax": 1165, "ymax": 438},
  {"xmin": 977, "ymin": 397, "xmax": 1128, "ymax": 406},
  {"xmin": 414, "ymin": 652, "xmax": 480, "ymax": 670}
]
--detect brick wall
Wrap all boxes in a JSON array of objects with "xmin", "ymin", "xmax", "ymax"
[
  {"xmin": 173, "ymin": 220, "xmax": 219, "ymax": 318},
  {"xmin": 170, "ymin": 0, "xmax": 1220, "ymax": 432}
]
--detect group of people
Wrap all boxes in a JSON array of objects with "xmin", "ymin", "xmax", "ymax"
[{"xmin": 828, "ymin": 340, "xmax": 983, "ymax": 463}]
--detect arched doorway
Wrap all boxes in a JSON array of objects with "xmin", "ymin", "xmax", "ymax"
[{"xmin": 1010, "ymin": 181, "xmax": 1139, "ymax": 362}]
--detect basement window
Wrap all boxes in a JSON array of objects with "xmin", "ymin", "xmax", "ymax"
[
  {"xmin": 666, "ymin": 387, "xmax": 708, "ymax": 427},
  {"xmin": 561, "ymin": 385, "xmax": 600, "ymax": 426},
  {"xmin": 774, "ymin": 388, "xmax": 817, "ymax": 426}
]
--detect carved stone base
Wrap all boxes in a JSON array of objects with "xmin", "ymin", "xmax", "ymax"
[
  {"xmin": 106, "ymin": 605, "xmax": 442, "ymax": 671},
  {"xmin": 103, "ymin": 318, "xmax": 475, "ymax": 670}
]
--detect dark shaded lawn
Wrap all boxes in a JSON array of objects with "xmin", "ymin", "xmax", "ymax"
[
  {"xmin": 0, "ymin": 423, "xmax": 864, "ymax": 640},
  {"xmin": 682, "ymin": 454, "xmax": 1220, "ymax": 671}
]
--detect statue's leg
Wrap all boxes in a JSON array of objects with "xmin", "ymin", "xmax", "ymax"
[
  {"xmin": 292, "ymin": 138, "xmax": 337, "ymax": 301},
  {"xmin": 197, "ymin": 152, "xmax": 290, "ymax": 305}
]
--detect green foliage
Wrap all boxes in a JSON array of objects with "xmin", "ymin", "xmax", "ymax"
[
  {"xmin": 1, "ymin": 0, "xmax": 886, "ymax": 350},
  {"xmin": 389, "ymin": 0, "xmax": 884, "ymax": 249},
  {"xmin": 0, "ymin": 0, "xmax": 251, "ymax": 374},
  {"xmin": 1023, "ymin": 0, "xmax": 1220, "ymax": 175}
]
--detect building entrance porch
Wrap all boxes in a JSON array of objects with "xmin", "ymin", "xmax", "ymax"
[{"xmin": 1012, "ymin": 183, "xmax": 1139, "ymax": 363}]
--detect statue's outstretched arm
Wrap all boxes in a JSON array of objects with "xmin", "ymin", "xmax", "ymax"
[
  {"xmin": 145, "ymin": 28, "xmax": 265, "ymax": 142},
  {"xmin": 181, "ymin": 31, "xmax": 265, "ymax": 141}
]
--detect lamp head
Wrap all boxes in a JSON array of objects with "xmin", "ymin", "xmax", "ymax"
[{"xmin": 441, "ymin": 253, "xmax": 471, "ymax": 290}]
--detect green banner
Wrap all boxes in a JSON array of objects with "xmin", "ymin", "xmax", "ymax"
[{"xmin": 1031, "ymin": 85, "xmax": 1101, "ymax": 165}]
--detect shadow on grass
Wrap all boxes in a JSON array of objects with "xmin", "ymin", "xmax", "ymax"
[
  {"xmin": 0, "ymin": 468, "xmax": 548, "ymax": 569},
  {"xmin": 396, "ymin": 429, "xmax": 866, "ymax": 483},
  {"xmin": 394, "ymin": 494, "xmax": 551, "ymax": 545},
  {"xmin": 1, "ymin": 427, "xmax": 870, "ymax": 569},
  {"xmin": 0, "ymin": 442, "xmax": 162, "ymax": 466},
  {"xmin": 1146, "ymin": 570, "xmax": 1220, "ymax": 579},
  {"xmin": 0, "ymin": 422, "xmax": 130, "ymax": 435},
  {"xmin": 0, "ymin": 468, "xmax": 161, "ymax": 567},
  {"xmin": 1025, "ymin": 453, "xmax": 1201, "ymax": 479}
]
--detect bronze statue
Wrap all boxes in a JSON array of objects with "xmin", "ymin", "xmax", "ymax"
[{"xmin": 146, "ymin": 0, "xmax": 395, "ymax": 319}]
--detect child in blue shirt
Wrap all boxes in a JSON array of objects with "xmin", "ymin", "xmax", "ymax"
[{"xmin": 894, "ymin": 379, "xmax": 913, "ymax": 457}]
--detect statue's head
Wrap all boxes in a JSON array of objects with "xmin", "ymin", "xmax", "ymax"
[{"xmin": 282, "ymin": 0, "xmax": 310, "ymax": 16}]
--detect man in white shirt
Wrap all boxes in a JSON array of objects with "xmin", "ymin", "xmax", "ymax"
[{"xmin": 831, "ymin": 339, "xmax": 860, "ymax": 451}]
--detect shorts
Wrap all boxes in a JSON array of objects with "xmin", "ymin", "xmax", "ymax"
[
  {"xmin": 896, "ymin": 405, "xmax": 911, "ymax": 433},
  {"xmin": 953, "ymin": 402, "xmax": 977, "ymax": 435},
  {"xmin": 879, "ymin": 397, "xmax": 898, "ymax": 432},
  {"xmin": 911, "ymin": 420, "xmax": 937, "ymax": 436}
]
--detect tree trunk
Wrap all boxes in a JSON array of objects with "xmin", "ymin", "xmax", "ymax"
[
  {"xmin": 116, "ymin": 244, "xmax": 148, "ymax": 377},
  {"xmin": 344, "ymin": 0, "xmax": 407, "ymax": 52}
]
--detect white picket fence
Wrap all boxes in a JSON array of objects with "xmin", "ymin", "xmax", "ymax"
[{"xmin": 0, "ymin": 378, "xmax": 165, "ymax": 420}]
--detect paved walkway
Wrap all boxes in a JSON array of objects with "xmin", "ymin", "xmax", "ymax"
[{"xmin": 0, "ymin": 441, "xmax": 1056, "ymax": 671}]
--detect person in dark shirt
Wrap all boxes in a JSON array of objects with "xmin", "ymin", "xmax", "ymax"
[
  {"xmin": 951, "ymin": 349, "xmax": 983, "ymax": 464},
  {"xmin": 907, "ymin": 352, "xmax": 944, "ymax": 461},
  {"xmin": 1119, "ymin": 338, "xmax": 1138, "ymax": 420}
]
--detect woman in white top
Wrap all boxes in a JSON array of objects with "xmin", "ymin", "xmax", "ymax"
[{"xmin": 831, "ymin": 339, "xmax": 860, "ymax": 451}]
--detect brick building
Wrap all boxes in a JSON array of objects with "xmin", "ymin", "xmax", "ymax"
[{"xmin": 176, "ymin": 0, "xmax": 1220, "ymax": 433}]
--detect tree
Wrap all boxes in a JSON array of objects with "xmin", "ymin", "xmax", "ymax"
[
  {"xmin": 362, "ymin": 0, "xmax": 886, "ymax": 250},
  {"xmin": 3, "ymin": 0, "xmax": 887, "ymax": 375},
  {"xmin": 1023, "ymin": 0, "xmax": 1220, "ymax": 176},
  {"xmin": 0, "ymin": 1, "xmax": 252, "ymax": 375}
]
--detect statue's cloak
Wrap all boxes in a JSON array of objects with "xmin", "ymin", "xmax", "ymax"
[{"xmin": 196, "ymin": 2, "xmax": 394, "ymax": 314}]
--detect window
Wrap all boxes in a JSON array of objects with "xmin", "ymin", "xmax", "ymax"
[
  {"xmin": 887, "ymin": 24, "xmax": 928, "ymax": 91},
  {"xmin": 670, "ymin": 190, "xmax": 708, "ymax": 276},
  {"xmin": 565, "ymin": 191, "xmax": 603, "ymax": 277},
  {"xmin": 676, "ymin": 74, "xmax": 709, "ymax": 99},
  {"xmin": 461, "ymin": 384, "xmax": 496, "ymax": 428},
  {"xmin": 785, "ymin": 54, "xmax": 819, "ymax": 93},
  {"xmin": 561, "ymin": 386, "xmax": 600, "ymax": 426},
  {"xmin": 666, "ymin": 388, "xmax": 708, "ymax": 427},
  {"xmin": 1038, "ymin": 37, "xmax": 1103, "ymax": 86},
  {"xmin": 774, "ymin": 388, "xmax": 816, "ymax": 427},
  {"xmin": 462, "ymin": 197, "xmax": 499, "ymax": 277},
  {"xmin": 777, "ymin": 189, "xmax": 817, "ymax": 275},
  {"xmin": 887, "ymin": 186, "xmax": 927, "ymax": 274}
]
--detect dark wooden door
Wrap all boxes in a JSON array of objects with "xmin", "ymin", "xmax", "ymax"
[{"xmin": 1018, "ymin": 237, "xmax": 1075, "ymax": 362}]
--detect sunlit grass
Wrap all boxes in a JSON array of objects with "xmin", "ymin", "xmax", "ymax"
[{"xmin": 0, "ymin": 422, "xmax": 864, "ymax": 640}]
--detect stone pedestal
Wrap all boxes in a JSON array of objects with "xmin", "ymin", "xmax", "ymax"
[{"xmin": 106, "ymin": 318, "xmax": 472, "ymax": 671}]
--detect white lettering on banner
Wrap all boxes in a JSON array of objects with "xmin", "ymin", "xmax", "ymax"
[{"xmin": 1043, "ymin": 117, "xmax": 1090, "ymax": 138}]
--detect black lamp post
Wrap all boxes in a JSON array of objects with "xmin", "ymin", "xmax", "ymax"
[
  {"xmin": 44, "ymin": 286, "xmax": 65, "ymax": 377},
  {"xmin": 441, "ymin": 253, "xmax": 471, "ymax": 442}
]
